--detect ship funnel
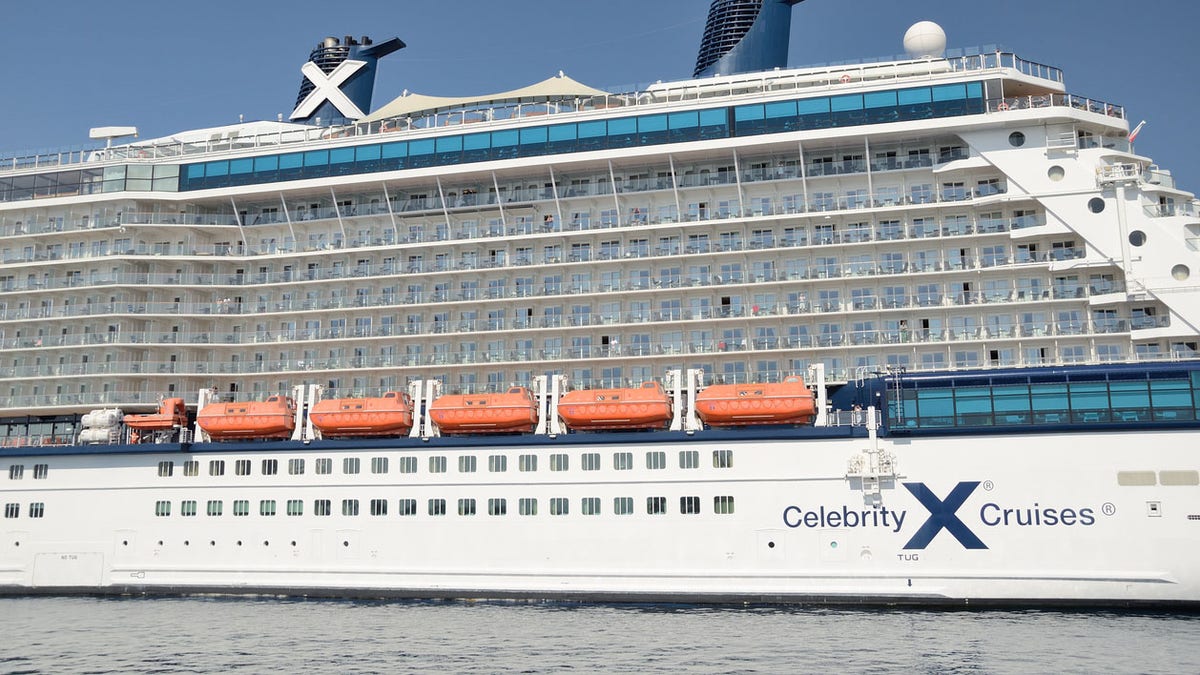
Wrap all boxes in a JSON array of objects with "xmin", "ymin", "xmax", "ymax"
[
  {"xmin": 693, "ymin": 0, "xmax": 804, "ymax": 78},
  {"xmin": 291, "ymin": 34, "xmax": 406, "ymax": 125}
]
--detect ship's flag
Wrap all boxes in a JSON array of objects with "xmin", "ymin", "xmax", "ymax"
[{"xmin": 1128, "ymin": 120, "xmax": 1147, "ymax": 143}]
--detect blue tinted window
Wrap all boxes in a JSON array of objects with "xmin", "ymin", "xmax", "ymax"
[
  {"xmin": 303, "ymin": 150, "xmax": 328, "ymax": 166},
  {"xmin": 279, "ymin": 153, "xmax": 302, "ymax": 169},
  {"xmin": 607, "ymin": 117, "xmax": 636, "ymax": 135},
  {"xmin": 765, "ymin": 101, "xmax": 797, "ymax": 118},
  {"xmin": 229, "ymin": 158, "xmax": 253, "ymax": 174},
  {"xmin": 954, "ymin": 388, "xmax": 992, "ymax": 414},
  {"xmin": 797, "ymin": 98, "xmax": 830, "ymax": 115},
  {"xmin": 205, "ymin": 161, "xmax": 228, "ymax": 177},
  {"xmin": 252, "ymin": 156, "xmax": 278, "ymax": 172},
  {"xmin": 354, "ymin": 145, "xmax": 381, "ymax": 161},
  {"xmin": 830, "ymin": 95, "xmax": 863, "ymax": 112},
  {"xmin": 463, "ymin": 132, "xmax": 490, "ymax": 150},
  {"xmin": 492, "ymin": 130, "xmax": 519, "ymax": 147},
  {"xmin": 966, "ymin": 82, "xmax": 983, "ymax": 98},
  {"xmin": 864, "ymin": 91, "xmax": 898, "ymax": 108},
  {"xmin": 638, "ymin": 114, "xmax": 667, "ymax": 132},
  {"xmin": 186, "ymin": 164, "xmax": 204, "ymax": 179},
  {"xmin": 734, "ymin": 105, "xmax": 764, "ymax": 121},
  {"xmin": 547, "ymin": 124, "xmax": 576, "ymax": 142},
  {"xmin": 698, "ymin": 109, "xmax": 727, "ymax": 127},
  {"xmin": 668, "ymin": 111, "xmax": 699, "ymax": 129},
  {"xmin": 897, "ymin": 87, "xmax": 932, "ymax": 105},
  {"xmin": 519, "ymin": 127, "xmax": 547, "ymax": 144},
  {"xmin": 1069, "ymin": 382, "xmax": 1109, "ymax": 410},
  {"xmin": 932, "ymin": 84, "xmax": 967, "ymax": 102},
  {"xmin": 380, "ymin": 142, "xmax": 407, "ymax": 159},
  {"xmin": 435, "ymin": 136, "xmax": 463, "ymax": 152},
  {"xmin": 578, "ymin": 120, "xmax": 606, "ymax": 138},
  {"xmin": 409, "ymin": 139, "xmax": 434, "ymax": 155},
  {"xmin": 329, "ymin": 148, "xmax": 355, "ymax": 164}
]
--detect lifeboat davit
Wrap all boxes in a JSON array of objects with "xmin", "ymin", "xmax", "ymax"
[
  {"xmin": 310, "ymin": 391, "xmax": 414, "ymax": 438},
  {"xmin": 558, "ymin": 381, "xmax": 673, "ymax": 431},
  {"xmin": 196, "ymin": 395, "xmax": 296, "ymax": 440},
  {"xmin": 430, "ymin": 387, "xmax": 538, "ymax": 434},
  {"xmin": 694, "ymin": 376, "xmax": 816, "ymax": 426},
  {"xmin": 124, "ymin": 398, "xmax": 188, "ymax": 431}
]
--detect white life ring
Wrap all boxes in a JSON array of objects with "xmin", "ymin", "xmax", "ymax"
[{"xmin": 997, "ymin": 102, "xmax": 1010, "ymax": 111}]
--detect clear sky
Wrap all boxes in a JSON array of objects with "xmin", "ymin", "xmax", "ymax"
[{"xmin": 3, "ymin": 0, "xmax": 1198, "ymax": 189}]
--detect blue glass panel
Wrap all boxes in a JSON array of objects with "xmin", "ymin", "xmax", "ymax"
[
  {"xmin": 329, "ymin": 148, "xmax": 355, "ymax": 164},
  {"xmin": 830, "ymin": 94, "xmax": 863, "ymax": 112},
  {"xmin": 186, "ymin": 164, "xmax": 204, "ymax": 179},
  {"xmin": 991, "ymin": 385, "xmax": 1030, "ymax": 412},
  {"xmin": 279, "ymin": 153, "xmax": 303, "ymax": 169},
  {"xmin": 897, "ymin": 88, "xmax": 932, "ymax": 105},
  {"xmin": 435, "ymin": 136, "xmax": 463, "ymax": 152},
  {"xmin": 734, "ymin": 104, "xmax": 765, "ymax": 121},
  {"xmin": 954, "ymin": 387, "xmax": 992, "ymax": 413},
  {"xmin": 864, "ymin": 91, "xmax": 898, "ymax": 108},
  {"xmin": 797, "ymin": 98, "xmax": 830, "ymax": 114},
  {"xmin": 408, "ymin": 139, "xmax": 434, "ymax": 155},
  {"xmin": 303, "ymin": 150, "xmax": 329, "ymax": 166},
  {"xmin": 932, "ymin": 84, "xmax": 967, "ymax": 102},
  {"xmin": 355, "ymin": 145, "xmax": 381, "ymax": 161},
  {"xmin": 380, "ymin": 142, "xmax": 407, "ymax": 159},
  {"xmin": 519, "ymin": 127, "xmax": 547, "ymax": 144},
  {"xmin": 492, "ymin": 130, "xmax": 519, "ymax": 147},
  {"xmin": 252, "ymin": 156, "xmax": 277, "ymax": 172},
  {"xmin": 765, "ymin": 101, "xmax": 797, "ymax": 118},
  {"xmin": 578, "ymin": 120, "xmax": 607, "ymax": 138},
  {"xmin": 607, "ymin": 117, "xmax": 636, "ymax": 135},
  {"xmin": 966, "ymin": 82, "xmax": 983, "ymax": 98},
  {"xmin": 698, "ymin": 109, "xmax": 727, "ymax": 127},
  {"xmin": 668, "ymin": 111, "xmax": 699, "ymax": 129},
  {"xmin": 547, "ymin": 124, "xmax": 576, "ymax": 142},
  {"xmin": 638, "ymin": 114, "xmax": 667, "ymax": 132},
  {"xmin": 463, "ymin": 133, "xmax": 490, "ymax": 150},
  {"xmin": 205, "ymin": 161, "xmax": 228, "ymax": 177}
]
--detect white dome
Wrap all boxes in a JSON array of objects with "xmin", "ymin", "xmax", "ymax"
[{"xmin": 903, "ymin": 21, "xmax": 947, "ymax": 59}]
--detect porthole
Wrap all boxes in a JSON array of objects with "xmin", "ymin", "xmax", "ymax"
[
  {"xmin": 767, "ymin": 541, "xmax": 776, "ymax": 549},
  {"xmin": 236, "ymin": 540, "xmax": 243, "ymax": 546},
  {"xmin": 210, "ymin": 540, "xmax": 216, "ymax": 546},
  {"xmin": 122, "ymin": 540, "xmax": 128, "ymax": 546},
  {"xmin": 343, "ymin": 540, "xmax": 350, "ymax": 547},
  {"xmin": 263, "ymin": 540, "xmax": 270, "ymax": 547},
  {"xmin": 1172, "ymin": 264, "xmax": 1190, "ymax": 281},
  {"xmin": 157, "ymin": 540, "xmax": 163, "ymax": 546},
  {"xmin": 1009, "ymin": 131, "xmax": 1026, "ymax": 147},
  {"xmin": 1047, "ymin": 165, "xmax": 1065, "ymax": 181},
  {"xmin": 1088, "ymin": 197, "xmax": 1106, "ymax": 213},
  {"xmin": 184, "ymin": 540, "xmax": 190, "ymax": 546},
  {"xmin": 291, "ymin": 540, "xmax": 297, "ymax": 547},
  {"xmin": 1130, "ymin": 230, "xmax": 1147, "ymax": 247}
]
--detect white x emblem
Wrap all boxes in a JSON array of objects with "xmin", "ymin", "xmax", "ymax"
[{"xmin": 290, "ymin": 59, "xmax": 368, "ymax": 120}]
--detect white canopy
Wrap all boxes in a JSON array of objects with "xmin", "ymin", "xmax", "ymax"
[{"xmin": 363, "ymin": 73, "xmax": 609, "ymax": 123}]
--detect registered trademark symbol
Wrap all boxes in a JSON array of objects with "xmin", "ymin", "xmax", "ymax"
[
  {"xmin": 982, "ymin": 480, "xmax": 994, "ymax": 491},
  {"xmin": 1102, "ymin": 502, "xmax": 1116, "ymax": 516}
]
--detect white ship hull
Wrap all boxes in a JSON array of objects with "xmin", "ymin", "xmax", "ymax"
[{"xmin": 3, "ymin": 429, "xmax": 1197, "ymax": 606}]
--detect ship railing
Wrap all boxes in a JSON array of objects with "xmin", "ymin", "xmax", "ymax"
[
  {"xmin": 1145, "ymin": 202, "xmax": 1199, "ymax": 218},
  {"xmin": 988, "ymin": 94, "xmax": 1125, "ymax": 120},
  {"xmin": 825, "ymin": 410, "xmax": 876, "ymax": 429}
]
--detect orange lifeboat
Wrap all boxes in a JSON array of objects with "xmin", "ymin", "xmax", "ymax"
[
  {"xmin": 124, "ymin": 398, "xmax": 187, "ymax": 431},
  {"xmin": 430, "ymin": 387, "xmax": 538, "ymax": 434},
  {"xmin": 310, "ymin": 391, "xmax": 414, "ymax": 439},
  {"xmin": 694, "ymin": 376, "xmax": 816, "ymax": 427},
  {"xmin": 197, "ymin": 395, "xmax": 296, "ymax": 441},
  {"xmin": 558, "ymin": 381, "xmax": 673, "ymax": 431}
]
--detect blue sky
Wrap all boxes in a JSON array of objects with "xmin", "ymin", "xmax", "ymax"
[{"xmin": 3, "ymin": 0, "xmax": 1198, "ymax": 189}]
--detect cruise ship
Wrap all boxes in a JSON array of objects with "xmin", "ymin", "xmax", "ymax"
[{"xmin": 2, "ymin": 0, "xmax": 1199, "ymax": 606}]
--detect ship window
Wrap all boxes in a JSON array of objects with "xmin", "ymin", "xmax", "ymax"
[
  {"xmin": 645, "ymin": 451, "xmax": 666, "ymax": 470},
  {"xmin": 680, "ymin": 496, "xmax": 701, "ymax": 514},
  {"xmin": 4, "ymin": 503, "xmax": 18, "ymax": 518},
  {"xmin": 463, "ymin": 132, "xmax": 491, "ymax": 150},
  {"xmin": 29, "ymin": 502, "xmax": 44, "ymax": 519},
  {"xmin": 491, "ymin": 130, "xmax": 519, "ymax": 148},
  {"xmin": 287, "ymin": 500, "xmax": 304, "ymax": 516},
  {"xmin": 235, "ymin": 459, "xmax": 251, "ymax": 476},
  {"xmin": 157, "ymin": 461, "xmax": 174, "ymax": 477},
  {"xmin": 549, "ymin": 497, "xmax": 569, "ymax": 516},
  {"xmin": 371, "ymin": 457, "xmax": 389, "ymax": 474},
  {"xmin": 288, "ymin": 458, "xmax": 305, "ymax": 475},
  {"xmin": 370, "ymin": 499, "xmax": 388, "ymax": 516},
  {"xmin": 233, "ymin": 500, "xmax": 250, "ymax": 516},
  {"xmin": 429, "ymin": 456, "xmax": 447, "ymax": 473},
  {"xmin": 179, "ymin": 500, "xmax": 196, "ymax": 517},
  {"xmin": 343, "ymin": 458, "xmax": 361, "ymax": 475},
  {"xmin": 519, "ymin": 498, "xmax": 538, "ymax": 516},
  {"xmin": 329, "ymin": 147, "xmax": 354, "ymax": 165},
  {"xmin": 154, "ymin": 501, "xmax": 170, "ymax": 517},
  {"xmin": 865, "ymin": 91, "xmax": 898, "ymax": 108},
  {"xmin": 207, "ymin": 500, "xmax": 223, "ymax": 516},
  {"xmin": 261, "ymin": 459, "xmax": 278, "ymax": 476},
  {"xmin": 183, "ymin": 461, "xmax": 199, "ymax": 477},
  {"xmin": 428, "ymin": 499, "xmax": 446, "ymax": 516},
  {"xmin": 253, "ymin": 155, "xmax": 278, "ymax": 172},
  {"xmin": 381, "ymin": 142, "xmax": 406, "ymax": 159},
  {"xmin": 669, "ymin": 111, "xmax": 699, "ymax": 129},
  {"xmin": 932, "ymin": 84, "xmax": 967, "ymax": 101},
  {"xmin": 342, "ymin": 499, "xmax": 359, "ymax": 516},
  {"xmin": 314, "ymin": 499, "xmax": 331, "ymax": 516},
  {"xmin": 581, "ymin": 453, "xmax": 601, "ymax": 471},
  {"xmin": 581, "ymin": 497, "xmax": 601, "ymax": 515},
  {"xmin": 315, "ymin": 458, "xmax": 332, "ymax": 475},
  {"xmin": 549, "ymin": 454, "xmax": 569, "ymax": 471},
  {"xmin": 260, "ymin": 500, "xmax": 277, "ymax": 517},
  {"xmin": 646, "ymin": 497, "xmax": 667, "ymax": 515},
  {"xmin": 613, "ymin": 452, "xmax": 633, "ymax": 471},
  {"xmin": 830, "ymin": 94, "xmax": 863, "ymax": 112},
  {"xmin": 458, "ymin": 456, "xmax": 477, "ymax": 473},
  {"xmin": 519, "ymin": 454, "xmax": 538, "ymax": 472},
  {"xmin": 714, "ymin": 496, "xmax": 736, "ymax": 514},
  {"xmin": 209, "ymin": 460, "xmax": 225, "ymax": 476},
  {"xmin": 7, "ymin": 465, "xmax": 22, "ymax": 480},
  {"xmin": 488, "ymin": 498, "xmax": 507, "ymax": 516},
  {"xmin": 204, "ymin": 160, "xmax": 228, "ymax": 177},
  {"xmin": 488, "ymin": 455, "xmax": 507, "ymax": 473},
  {"xmin": 398, "ymin": 456, "xmax": 418, "ymax": 474},
  {"xmin": 279, "ymin": 152, "xmax": 303, "ymax": 169},
  {"xmin": 458, "ymin": 498, "xmax": 476, "ymax": 516},
  {"xmin": 679, "ymin": 451, "xmax": 700, "ymax": 469},
  {"xmin": 32, "ymin": 464, "xmax": 48, "ymax": 479},
  {"xmin": 734, "ymin": 104, "xmax": 764, "ymax": 121},
  {"xmin": 713, "ymin": 450, "xmax": 734, "ymax": 468},
  {"xmin": 229, "ymin": 158, "xmax": 253, "ymax": 175},
  {"xmin": 398, "ymin": 499, "xmax": 417, "ymax": 516},
  {"xmin": 614, "ymin": 497, "xmax": 634, "ymax": 515},
  {"xmin": 303, "ymin": 150, "xmax": 329, "ymax": 166}
]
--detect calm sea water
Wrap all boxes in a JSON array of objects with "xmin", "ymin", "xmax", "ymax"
[{"xmin": 0, "ymin": 597, "xmax": 1197, "ymax": 674}]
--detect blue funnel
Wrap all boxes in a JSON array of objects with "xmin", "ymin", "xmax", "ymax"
[
  {"xmin": 291, "ymin": 35, "xmax": 405, "ymax": 125},
  {"xmin": 694, "ymin": 0, "xmax": 804, "ymax": 78}
]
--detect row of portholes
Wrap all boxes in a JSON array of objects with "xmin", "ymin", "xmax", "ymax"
[
  {"xmin": 1126, "ymin": 231, "xmax": 1191, "ymax": 279},
  {"xmin": 121, "ymin": 539, "xmax": 353, "ymax": 548}
]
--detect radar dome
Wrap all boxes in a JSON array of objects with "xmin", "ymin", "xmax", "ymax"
[{"xmin": 903, "ymin": 21, "xmax": 947, "ymax": 59}]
